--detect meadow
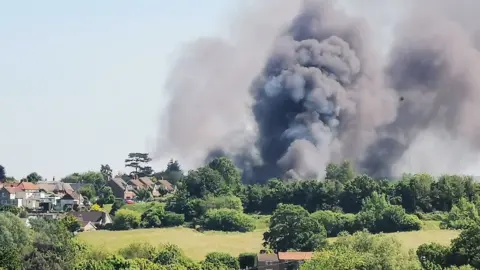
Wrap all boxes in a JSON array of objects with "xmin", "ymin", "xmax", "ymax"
[{"xmin": 78, "ymin": 225, "xmax": 460, "ymax": 261}]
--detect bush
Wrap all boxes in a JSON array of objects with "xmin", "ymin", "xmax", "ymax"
[
  {"xmin": 203, "ymin": 252, "xmax": 239, "ymax": 270},
  {"xmin": 162, "ymin": 212, "xmax": 185, "ymax": 227},
  {"xmin": 416, "ymin": 211, "xmax": 447, "ymax": 221},
  {"xmin": 141, "ymin": 204, "xmax": 166, "ymax": 228},
  {"xmin": 112, "ymin": 209, "xmax": 141, "ymax": 230},
  {"xmin": 310, "ymin": 210, "xmax": 356, "ymax": 237},
  {"xmin": 416, "ymin": 243, "xmax": 450, "ymax": 269},
  {"xmin": 0, "ymin": 205, "xmax": 21, "ymax": 215},
  {"xmin": 118, "ymin": 242, "xmax": 158, "ymax": 260},
  {"xmin": 204, "ymin": 196, "xmax": 243, "ymax": 212},
  {"xmin": 355, "ymin": 193, "xmax": 422, "ymax": 233},
  {"xmin": 202, "ymin": 209, "xmax": 255, "ymax": 232},
  {"xmin": 440, "ymin": 198, "xmax": 479, "ymax": 230},
  {"xmin": 238, "ymin": 253, "xmax": 256, "ymax": 269}
]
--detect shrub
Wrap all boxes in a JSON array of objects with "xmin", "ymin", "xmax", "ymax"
[
  {"xmin": 238, "ymin": 253, "xmax": 256, "ymax": 269},
  {"xmin": 355, "ymin": 193, "xmax": 421, "ymax": 233},
  {"xmin": 0, "ymin": 205, "xmax": 21, "ymax": 215},
  {"xmin": 203, "ymin": 252, "xmax": 239, "ymax": 270},
  {"xmin": 310, "ymin": 210, "xmax": 356, "ymax": 237},
  {"xmin": 162, "ymin": 212, "xmax": 185, "ymax": 227},
  {"xmin": 118, "ymin": 242, "xmax": 158, "ymax": 260},
  {"xmin": 202, "ymin": 209, "xmax": 255, "ymax": 232},
  {"xmin": 112, "ymin": 209, "xmax": 141, "ymax": 230},
  {"xmin": 416, "ymin": 243, "xmax": 450, "ymax": 269},
  {"xmin": 440, "ymin": 198, "xmax": 479, "ymax": 230},
  {"xmin": 204, "ymin": 196, "xmax": 243, "ymax": 212},
  {"xmin": 141, "ymin": 204, "xmax": 166, "ymax": 228}
]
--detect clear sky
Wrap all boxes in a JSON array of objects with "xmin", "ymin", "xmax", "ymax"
[
  {"xmin": 0, "ymin": 0, "xmax": 238, "ymax": 180},
  {"xmin": 0, "ymin": 0, "xmax": 400, "ymax": 180}
]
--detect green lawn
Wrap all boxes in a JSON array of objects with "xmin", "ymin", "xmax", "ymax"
[{"xmin": 78, "ymin": 225, "xmax": 460, "ymax": 261}]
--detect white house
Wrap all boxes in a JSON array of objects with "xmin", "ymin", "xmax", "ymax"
[{"xmin": 15, "ymin": 182, "xmax": 40, "ymax": 209}]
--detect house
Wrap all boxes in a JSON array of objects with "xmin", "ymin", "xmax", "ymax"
[
  {"xmin": 138, "ymin": 177, "xmax": 155, "ymax": 188},
  {"xmin": 256, "ymin": 252, "xmax": 314, "ymax": 270},
  {"xmin": 0, "ymin": 187, "xmax": 22, "ymax": 207},
  {"xmin": 256, "ymin": 253, "xmax": 280, "ymax": 270},
  {"xmin": 36, "ymin": 181, "xmax": 74, "ymax": 195},
  {"xmin": 128, "ymin": 178, "xmax": 146, "ymax": 190},
  {"xmin": 16, "ymin": 181, "xmax": 40, "ymax": 209},
  {"xmin": 108, "ymin": 178, "xmax": 135, "ymax": 199},
  {"xmin": 60, "ymin": 191, "xmax": 84, "ymax": 211},
  {"xmin": 70, "ymin": 211, "xmax": 113, "ymax": 228},
  {"xmin": 80, "ymin": 221, "xmax": 97, "ymax": 232},
  {"xmin": 157, "ymin": 179, "xmax": 174, "ymax": 193}
]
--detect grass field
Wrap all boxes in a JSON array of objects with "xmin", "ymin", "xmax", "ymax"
[{"xmin": 78, "ymin": 226, "xmax": 460, "ymax": 261}]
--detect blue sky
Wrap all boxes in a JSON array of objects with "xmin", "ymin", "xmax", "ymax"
[{"xmin": 0, "ymin": 1, "xmax": 238, "ymax": 179}]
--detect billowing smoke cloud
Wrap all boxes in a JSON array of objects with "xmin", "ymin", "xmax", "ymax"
[{"xmin": 157, "ymin": 0, "xmax": 480, "ymax": 182}]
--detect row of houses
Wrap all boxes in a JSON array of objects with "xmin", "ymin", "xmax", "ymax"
[
  {"xmin": 0, "ymin": 176, "xmax": 174, "ymax": 211},
  {"xmin": 107, "ymin": 176, "xmax": 174, "ymax": 199},
  {"xmin": 0, "ymin": 181, "xmax": 83, "ymax": 211}
]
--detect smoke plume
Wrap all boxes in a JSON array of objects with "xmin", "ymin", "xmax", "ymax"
[{"xmin": 157, "ymin": 0, "xmax": 480, "ymax": 182}]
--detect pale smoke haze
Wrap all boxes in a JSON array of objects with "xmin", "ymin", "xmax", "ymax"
[{"xmin": 157, "ymin": 0, "xmax": 480, "ymax": 182}]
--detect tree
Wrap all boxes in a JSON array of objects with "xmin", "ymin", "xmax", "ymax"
[
  {"xmin": 449, "ymin": 224, "xmax": 480, "ymax": 268},
  {"xmin": 325, "ymin": 161, "xmax": 355, "ymax": 184},
  {"xmin": 135, "ymin": 188, "xmax": 153, "ymax": 202},
  {"xmin": 61, "ymin": 171, "xmax": 105, "ymax": 193},
  {"xmin": 208, "ymin": 157, "xmax": 242, "ymax": 192},
  {"xmin": 78, "ymin": 185, "xmax": 96, "ymax": 201},
  {"xmin": 26, "ymin": 172, "xmax": 43, "ymax": 183},
  {"xmin": 440, "ymin": 197, "xmax": 480, "ymax": 230},
  {"xmin": 0, "ymin": 165, "xmax": 5, "ymax": 182},
  {"xmin": 301, "ymin": 231, "xmax": 421, "ymax": 270},
  {"xmin": 90, "ymin": 204, "xmax": 104, "ymax": 212},
  {"xmin": 97, "ymin": 186, "xmax": 115, "ymax": 204},
  {"xmin": 100, "ymin": 164, "xmax": 113, "ymax": 181},
  {"xmin": 202, "ymin": 209, "xmax": 255, "ymax": 232},
  {"xmin": 0, "ymin": 212, "xmax": 32, "ymax": 269},
  {"xmin": 113, "ymin": 209, "xmax": 141, "ymax": 230},
  {"xmin": 125, "ymin": 153, "xmax": 153, "ymax": 177},
  {"xmin": 203, "ymin": 252, "xmax": 239, "ymax": 270},
  {"xmin": 183, "ymin": 167, "xmax": 227, "ymax": 198},
  {"xmin": 60, "ymin": 215, "xmax": 82, "ymax": 232},
  {"xmin": 263, "ymin": 204, "xmax": 327, "ymax": 252},
  {"xmin": 167, "ymin": 159, "xmax": 181, "ymax": 172}
]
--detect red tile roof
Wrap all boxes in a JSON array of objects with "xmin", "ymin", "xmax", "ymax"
[
  {"xmin": 17, "ymin": 182, "xmax": 39, "ymax": 190},
  {"xmin": 277, "ymin": 252, "xmax": 314, "ymax": 261},
  {"xmin": 4, "ymin": 187, "xmax": 19, "ymax": 193}
]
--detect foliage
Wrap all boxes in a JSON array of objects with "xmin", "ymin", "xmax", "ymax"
[
  {"xmin": 61, "ymin": 215, "xmax": 82, "ymax": 232},
  {"xmin": 0, "ymin": 212, "xmax": 31, "ymax": 268},
  {"xmin": 113, "ymin": 209, "xmax": 141, "ymax": 230},
  {"xmin": 355, "ymin": 192, "xmax": 422, "ymax": 233},
  {"xmin": 238, "ymin": 253, "xmax": 256, "ymax": 269},
  {"xmin": 202, "ymin": 252, "xmax": 239, "ymax": 270},
  {"xmin": 310, "ymin": 210, "xmax": 356, "ymax": 237},
  {"xmin": 141, "ymin": 203, "xmax": 166, "ymax": 228},
  {"xmin": 135, "ymin": 188, "xmax": 153, "ymax": 201},
  {"xmin": 208, "ymin": 157, "xmax": 242, "ymax": 192},
  {"xmin": 182, "ymin": 167, "xmax": 228, "ymax": 198},
  {"xmin": 153, "ymin": 244, "xmax": 200, "ymax": 269},
  {"xmin": 90, "ymin": 204, "xmax": 104, "ymax": 212},
  {"xmin": 110, "ymin": 199, "xmax": 126, "ymax": 216},
  {"xmin": 100, "ymin": 164, "xmax": 113, "ymax": 181},
  {"xmin": 162, "ymin": 212, "xmax": 185, "ymax": 227},
  {"xmin": 125, "ymin": 152, "xmax": 153, "ymax": 178},
  {"xmin": 118, "ymin": 242, "xmax": 158, "ymax": 260},
  {"xmin": 204, "ymin": 195, "xmax": 243, "ymax": 212},
  {"xmin": 440, "ymin": 197, "xmax": 480, "ymax": 230},
  {"xmin": 263, "ymin": 204, "xmax": 327, "ymax": 252},
  {"xmin": 301, "ymin": 231, "xmax": 421, "ymax": 270},
  {"xmin": 417, "ymin": 243, "xmax": 451, "ymax": 269},
  {"xmin": 449, "ymin": 224, "xmax": 480, "ymax": 268},
  {"xmin": 202, "ymin": 209, "xmax": 255, "ymax": 232},
  {"xmin": 0, "ymin": 164, "xmax": 5, "ymax": 182},
  {"xmin": 325, "ymin": 160, "xmax": 355, "ymax": 184},
  {"xmin": 0, "ymin": 205, "xmax": 21, "ymax": 215},
  {"xmin": 98, "ymin": 186, "xmax": 115, "ymax": 204},
  {"xmin": 79, "ymin": 184, "xmax": 96, "ymax": 201},
  {"xmin": 26, "ymin": 172, "xmax": 43, "ymax": 183}
]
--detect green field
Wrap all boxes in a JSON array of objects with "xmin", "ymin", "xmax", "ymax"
[{"xmin": 78, "ymin": 226, "xmax": 460, "ymax": 261}]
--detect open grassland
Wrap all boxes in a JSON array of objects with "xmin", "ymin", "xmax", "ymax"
[
  {"xmin": 79, "ymin": 225, "xmax": 460, "ymax": 261},
  {"xmin": 79, "ymin": 227, "xmax": 265, "ymax": 261}
]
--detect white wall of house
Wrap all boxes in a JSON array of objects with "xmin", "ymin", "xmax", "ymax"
[
  {"xmin": 16, "ymin": 190, "xmax": 38, "ymax": 199},
  {"xmin": 23, "ymin": 199, "xmax": 39, "ymax": 209}
]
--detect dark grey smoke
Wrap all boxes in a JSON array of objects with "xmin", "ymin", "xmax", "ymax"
[{"xmin": 157, "ymin": 0, "xmax": 480, "ymax": 182}]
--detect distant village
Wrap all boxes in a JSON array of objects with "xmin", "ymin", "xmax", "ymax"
[{"xmin": 0, "ymin": 175, "xmax": 175, "ymax": 231}]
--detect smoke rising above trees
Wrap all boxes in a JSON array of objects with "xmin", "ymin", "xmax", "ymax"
[{"xmin": 157, "ymin": 0, "xmax": 480, "ymax": 182}]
